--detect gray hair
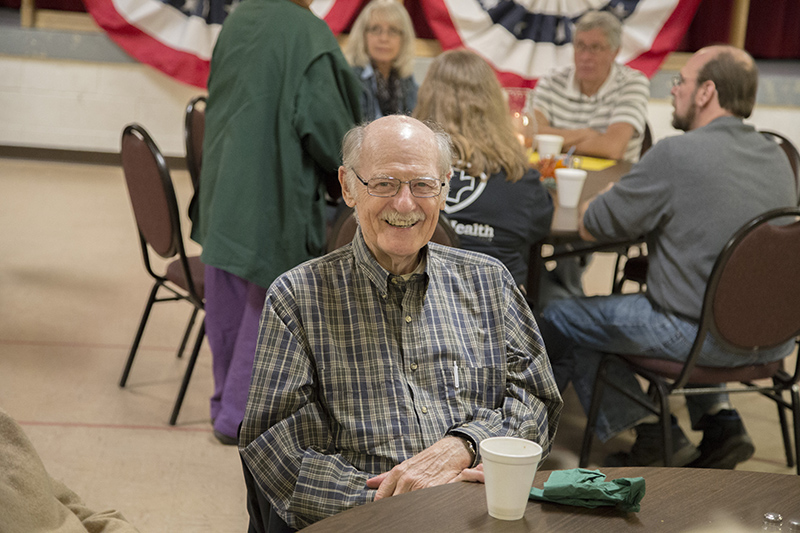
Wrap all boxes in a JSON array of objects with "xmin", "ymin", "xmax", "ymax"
[
  {"xmin": 575, "ymin": 10, "xmax": 622, "ymax": 50},
  {"xmin": 344, "ymin": 0, "xmax": 417, "ymax": 79},
  {"xmin": 341, "ymin": 119, "xmax": 453, "ymax": 197}
]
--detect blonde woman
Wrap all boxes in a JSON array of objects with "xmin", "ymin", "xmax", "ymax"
[
  {"xmin": 414, "ymin": 49, "xmax": 553, "ymax": 294},
  {"xmin": 345, "ymin": 0, "xmax": 418, "ymax": 120}
]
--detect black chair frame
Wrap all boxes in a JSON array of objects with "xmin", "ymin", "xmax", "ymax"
[
  {"xmin": 580, "ymin": 207, "xmax": 800, "ymax": 473},
  {"xmin": 760, "ymin": 129, "xmax": 800, "ymax": 204},
  {"xmin": 118, "ymin": 123, "xmax": 206, "ymax": 426},
  {"xmin": 184, "ymin": 95, "xmax": 206, "ymax": 193}
]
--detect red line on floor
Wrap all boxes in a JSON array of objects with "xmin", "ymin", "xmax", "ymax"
[
  {"xmin": 17, "ymin": 420, "xmax": 213, "ymax": 433},
  {"xmin": 0, "ymin": 339, "xmax": 177, "ymax": 352}
]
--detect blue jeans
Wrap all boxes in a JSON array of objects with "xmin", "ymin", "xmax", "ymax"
[{"xmin": 543, "ymin": 294, "xmax": 794, "ymax": 442}]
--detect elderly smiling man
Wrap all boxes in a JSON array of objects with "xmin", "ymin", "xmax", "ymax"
[{"xmin": 239, "ymin": 115, "xmax": 562, "ymax": 531}]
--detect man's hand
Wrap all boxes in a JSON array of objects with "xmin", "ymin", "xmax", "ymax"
[
  {"xmin": 450, "ymin": 463, "xmax": 484, "ymax": 484},
  {"xmin": 365, "ymin": 436, "xmax": 473, "ymax": 500}
]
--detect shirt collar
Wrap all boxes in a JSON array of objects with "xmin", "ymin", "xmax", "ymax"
[
  {"xmin": 352, "ymin": 227, "xmax": 430, "ymax": 297},
  {"xmin": 361, "ymin": 63, "xmax": 375, "ymax": 81}
]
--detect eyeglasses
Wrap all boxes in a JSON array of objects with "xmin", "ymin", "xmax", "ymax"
[
  {"xmin": 574, "ymin": 42, "xmax": 611, "ymax": 54},
  {"xmin": 366, "ymin": 25, "xmax": 403, "ymax": 38},
  {"xmin": 671, "ymin": 74, "xmax": 695, "ymax": 88},
  {"xmin": 352, "ymin": 170, "xmax": 444, "ymax": 198}
]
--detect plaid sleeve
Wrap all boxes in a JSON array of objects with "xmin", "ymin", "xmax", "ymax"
[
  {"xmin": 240, "ymin": 277, "xmax": 373, "ymax": 529},
  {"xmin": 448, "ymin": 271, "xmax": 563, "ymax": 460}
]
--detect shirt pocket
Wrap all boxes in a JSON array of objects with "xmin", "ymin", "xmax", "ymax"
[{"xmin": 438, "ymin": 364, "xmax": 505, "ymax": 426}]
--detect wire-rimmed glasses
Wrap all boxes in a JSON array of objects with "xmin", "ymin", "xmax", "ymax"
[{"xmin": 352, "ymin": 170, "xmax": 444, "ymax": 198}]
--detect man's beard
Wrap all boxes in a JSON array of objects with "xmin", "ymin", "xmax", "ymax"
[{"xmin": 672, "ymin": 98, "xmax": 697, "ymax": 132}]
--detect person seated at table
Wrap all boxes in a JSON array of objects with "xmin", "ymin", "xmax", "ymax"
[
  {"xmin": 239, "ymin": 115, "xmax": 562, "ymax": 531},
  {"xmin": 532, "ymin": 10, "xmax": 650, "ymax": 163},
  {"xmin": 345, "ymin": 0, "xmax": 418, "ymax": 121},
  {"xmin": 533, "ymin": 10, "xmax": 651, "ymax": 308},
  {"xmin": 412, "ymin": 49, "xmax": 553, "ymax": 296},
  {"xmin": 541, "ymin": 45, "xmax": 796, "ymax": 469}
]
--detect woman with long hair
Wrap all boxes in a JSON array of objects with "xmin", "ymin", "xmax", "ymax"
[{"xmin": 414, "ymin": 49, "xmax": 553, "ymax": 297}]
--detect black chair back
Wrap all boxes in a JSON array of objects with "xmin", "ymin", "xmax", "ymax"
[
  {"xmin": 760, "ymin": 130, "xmax": 800, "ymax": 204},
  {"xmin": 708, "ymin": 207, "xmax": 800, "ymax": 352},
  {"xmin": 185, "ymin": 96, "xmax": 207, "ymax": 194}
]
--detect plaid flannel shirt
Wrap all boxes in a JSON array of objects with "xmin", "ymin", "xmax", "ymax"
[{"xmin": 240, "ymin": 229, "xmax": 562, "ymax": 529}]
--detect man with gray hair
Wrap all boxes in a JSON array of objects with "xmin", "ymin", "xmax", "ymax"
[
  {"xmin": 533, "ymin": 10, "xmax": 650, "ymax": 162},
  {"xmin": 240, "ymin": 115, "xmax": 562, "ymax": 531}
]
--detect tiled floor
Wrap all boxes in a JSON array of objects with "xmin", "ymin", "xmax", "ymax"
[{"xmin": 0, "ymin": 156, "xmax": 796, "ymax": 532}]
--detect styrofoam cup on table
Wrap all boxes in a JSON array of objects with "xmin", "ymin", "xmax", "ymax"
[
  {"xmin": 480, "ymin": 437, "xmax": 543, "ymax": 521},
  {"xmin": 555, "ymin": 167, "xmax": 588, "ymax": 208},
  {"xmin": 535, "ymin": 134, "xmax": 564, "ymax": 158}
]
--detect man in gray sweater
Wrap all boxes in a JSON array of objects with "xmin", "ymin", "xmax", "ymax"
[{"xmin": 542, "ymin": 45, "xmax": 796, "ymax": 469}]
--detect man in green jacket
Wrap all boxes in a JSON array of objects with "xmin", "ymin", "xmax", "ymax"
[{"xmin": 190, "ymin": 0, "xmax": 361, "ymax": 444}]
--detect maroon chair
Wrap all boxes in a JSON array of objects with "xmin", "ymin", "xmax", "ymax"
[
  {"xmin": 119, "ymin": 123, "xmax": 205, "ymax": 426},
  {"xmin": 580, "ymin": 207, "xmax": 800, "ymax": 473}
]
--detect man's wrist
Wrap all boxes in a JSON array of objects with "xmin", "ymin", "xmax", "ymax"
[{"xmin": 449, "ymin": 433, "xmax": 478, "ymax": 467}]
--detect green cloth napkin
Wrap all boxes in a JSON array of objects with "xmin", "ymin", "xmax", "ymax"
[{"xmin": 529, "ymin": 468, "xmax": 646, "ymax": 512}]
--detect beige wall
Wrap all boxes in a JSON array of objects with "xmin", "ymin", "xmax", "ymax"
[
  {"xmin": 0, "ymin": 55, "xmax": 201, "ymax": 156},
  {"xmin": 1, "ymin": 54, "xmax": 798, "ymax": 158}
]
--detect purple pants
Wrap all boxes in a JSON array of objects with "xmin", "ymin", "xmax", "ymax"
[{"xmin": 204, "ymin": 265, "xmax": 267, "ymax": 439}]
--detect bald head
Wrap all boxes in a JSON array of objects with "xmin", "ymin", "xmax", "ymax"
[
  {"xmin": 694, "ymin": 45, "xmax": 758, "ymax": 118},
  {"xmin": 341, "ymin": 115, "xmax": 453, "ymax": 193}
]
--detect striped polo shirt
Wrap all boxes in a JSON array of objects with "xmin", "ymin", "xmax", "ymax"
[{"xmin": 532, "ymin": 63, "xmax": 650, "ymax": 162}]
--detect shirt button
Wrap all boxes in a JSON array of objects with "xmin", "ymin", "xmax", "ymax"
[
  {"xmin": 410, "ymin": 362, "xmax": 418, "ymax": 371},
  {"xmin": 421, "ymin": 406, "xmax": 428, "ymax": 414},
  {"xmin": 405, "ymin": 316, "xmax": 412, "ymax": 323}
]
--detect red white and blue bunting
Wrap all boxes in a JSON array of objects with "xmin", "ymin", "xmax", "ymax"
[{"xmin": 83, "ymin": 0, "xmax": 702, "ymax": 89}]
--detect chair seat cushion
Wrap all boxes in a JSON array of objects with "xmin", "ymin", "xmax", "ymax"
[
  {"xmin": 620, "ymin": 354, "xmax": 782, "ymax": 383},
  {"xmin": 166, "ymin": 255, "xmax": 205, "ymax": 299}
]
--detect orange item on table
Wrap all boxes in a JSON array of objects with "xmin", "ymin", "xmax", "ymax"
[{"xmin": 538, "ymin": 155, "xmax": 568, "ymax": 180}]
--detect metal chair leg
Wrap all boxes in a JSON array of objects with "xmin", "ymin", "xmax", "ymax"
[
  {"xmin": 791, "ymin": 384, "xmax": 800, "ymax": 475},
  {"xmin": 579, "ymin": 357, "xmax": 612, "ymax": 467},
  {"xmin": 175, "ymin": 307, "xmax": 199, "ymax": 359},
  {"xmin": 169, "ymin": 320, "xmax": 205, "ymax": 426},
  {"xmin": 654, "ymin": 384, "xmax": 673, "ymax": 467},
  {"xmin": 775, "ymin": 388, "xmax": 794, "ymax": 468},
  {"xmin": 119, "ymin": 282, "xmax": 160, "ymax": 387}
]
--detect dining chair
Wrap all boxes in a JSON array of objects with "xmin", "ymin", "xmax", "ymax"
[
  {"xmin": 760, "ymin": 130, "xmax": 800, "ymax": 204},
  {"xmin": 184, "ymin": 95, "xmax": 206, "ymax": 193},
  {"xmin": 118, "ymin": 123, "xmax": 206, "ymax": 426},
  {"xmin": 579, "ymin": 207, "xmax": 800, "ymax": 473},
  {"xmin": 326, "ymin": 206, "xmax": 460, "ymax": 253}
]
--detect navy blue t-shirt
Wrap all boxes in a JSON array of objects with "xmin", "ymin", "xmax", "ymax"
[{"xmin": 444, "ymin": 168, "xmax": 553, "ymax": 287}]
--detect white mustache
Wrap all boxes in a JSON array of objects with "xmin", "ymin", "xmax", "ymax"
[{"xmin": 381, "ymin": 211, "xmax": 425, "ymax": 227}]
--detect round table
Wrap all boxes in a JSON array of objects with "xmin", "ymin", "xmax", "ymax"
[{"xmin": 302, "ymin": 467, "xmax": 800, "ymax": 532}]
